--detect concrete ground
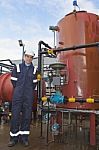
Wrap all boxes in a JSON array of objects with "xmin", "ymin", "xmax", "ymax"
[{"xmin": 0, "ymin": 121, "xmax": 99, "ymax": 150}]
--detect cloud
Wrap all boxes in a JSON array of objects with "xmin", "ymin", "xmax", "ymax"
[
  {"xmin": 0, "ymin": 0, "xmax": 16, "ymax": 12},
  {"xmin": 25, "ymin": 0, "xmax": 69, "ymax": 19},
  {"xmin": 78, "ymin": 0, "xmax": 99, "ymax": 14},
  {"xmin": 24, "ymin": 0, "xmax": 99, "ymax": 18},
  {"xmin": 0, "ymin": 35, "xmax": 53, "ymax": 60},
  {"xmin": 0, "ymin": 39, "xmax": 22, "ymax": 60}
]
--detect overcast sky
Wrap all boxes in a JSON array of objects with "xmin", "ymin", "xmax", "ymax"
[{"xmin": 0, "ymin": 0, "xmax": 99, "ymax": 60}]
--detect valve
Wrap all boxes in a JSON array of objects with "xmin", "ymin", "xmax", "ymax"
[
  {"xmin": 37, "ymin": 74, "xmax": 41, "ymax": 81},
  {"xmin": 51, "ymin": 123, "xmax": 60, "ymax": 135},
  {"xmin": 73, "ymin": 0, "xmax": 80, "ymax": 11}
]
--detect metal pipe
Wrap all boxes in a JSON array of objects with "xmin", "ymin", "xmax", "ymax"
[
  {"xmin": 0, "ymin": 59, "xmax": 15, "ymax": 66},
  {"xmin": 38, "ymin": 41, "xmax": 52, "ymax": 137},
  {"xmin": 56, "ymin": 108, "xmax": 99, "ymax": 114},
  {"xmin": 66, "ymin": 98, "xmax": 99, "ymax": 103},
  {"xmin": 53, "ymin": 31, "xmax": 55, "ymax": 48},
  {"xmin": 0, "ymin": 63, "xmax": 14, "ymax": 70},
  {"xmin": 22, "ymin": 44, "xmax": 25, "ymax": 62},
  {"xmin": 38, "ymin": 41, "xmax": 51, "ymax": 102},
  {"xmin": 90, "ymin": 113, "xmax": 96, "ymax": 145},
  {"xmin": 40, "ymin": 42, "xmax": 99, "ymax": 54}
]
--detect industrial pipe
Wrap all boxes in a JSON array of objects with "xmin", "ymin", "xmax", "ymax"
[
  {"xmin": 38, "ymin": 41, "xmax": 51, "ymax": 102},
  {"xmin": 40, "ymin": 42, "xmax": 99, "ymax": 55},
  {"xmin": 38, "ymin": 41, "xmax": 52, "ymax": 137}
]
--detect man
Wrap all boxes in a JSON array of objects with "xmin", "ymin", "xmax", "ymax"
[{"xmin": 8, "ymin": 49, "xmax": 37, "ymax": 147}]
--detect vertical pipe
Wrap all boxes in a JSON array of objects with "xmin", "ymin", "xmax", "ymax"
[
  {"xmin": 22, "ymin": 45, "xmax": 25, "ymax": 62},
  {"xmin": 46, "ymin": 100, "xmax": 50, "ymax": 143},
  {"xmin": 38, "ymin": 41, "xmax": 52, "ymax": 137},
  {"xmin": 0, "ymin": 66, "xmax": 2, "ymax": 74},
  {"xmin": 38, "ymin": 41, "xmax": 42, "ymax": 102},
  {"xmin": 62, "ymin": 111, "xmax": 64, "ymax": 133},
  {"xmin": 38, "ymin": 41, "xmax": 43, "ymax": 137},
  {"xmin": 68, "ymin": 111, "xmax": 71, "ymax": 125},
  {"xmin": 90, "ymin": 113, "xmax": 96, "ymax": 145},
  {"xmin": 53, "ymin": 31, "xmax": 55, "ymax": 48}
]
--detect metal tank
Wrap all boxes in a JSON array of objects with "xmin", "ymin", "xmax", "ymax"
[
  {"xmin": 0, "ymin": 73, "xmax": 13, "ymax": 103},
  {"xmin": 56, "ymin": 11, "xmax": 99, "ymax": 109}
]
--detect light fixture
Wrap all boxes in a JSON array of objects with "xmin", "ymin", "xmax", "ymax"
[
  {"xmin": 49, "ymin": 26, "xmax": 59, "ymax": 48},
  {"xmin": 18, "ymin": 40, "xmax": 25, "ymax": 62}
]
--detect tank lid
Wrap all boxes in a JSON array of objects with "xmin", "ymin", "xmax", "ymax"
[{"xmin": 49, "ymin": 62, "xmax": 66, "ymax": 70}]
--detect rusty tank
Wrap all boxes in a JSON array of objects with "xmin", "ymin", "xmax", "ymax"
[
  {"xmin": 0, "ymin": 73, "xmax": 13, "ymax": 104},
  {"xmin": 56, "ymin": 11, "xmax": 99, "ymax": 109}
]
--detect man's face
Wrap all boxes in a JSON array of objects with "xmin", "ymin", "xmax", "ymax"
[{"xmin": 24, "ymin": 54, "xmax": 33, "ymax": 64}]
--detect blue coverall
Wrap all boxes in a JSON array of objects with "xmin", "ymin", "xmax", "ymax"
[{"xmin": 10, "ymin": 61, "xmax": 37, "ymax": 142}]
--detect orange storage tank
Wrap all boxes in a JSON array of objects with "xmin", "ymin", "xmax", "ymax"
[
  {"xmin": 56, "ymin": 11, "xmax": 99, "ymax": 109},
  {"xmin": 0, "ymin": 73, "xmax": 13, "ymax": 103}
]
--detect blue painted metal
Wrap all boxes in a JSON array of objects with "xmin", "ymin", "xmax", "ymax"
[{"xmin": 50, "ymin": 91, "xmax": 65, "ymax": 104}]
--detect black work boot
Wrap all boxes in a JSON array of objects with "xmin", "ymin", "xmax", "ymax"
[
  {"xmin": 23, "ymin": 141, "xmax": 29, "ymax": 147},
  {"xmin": 8, "ymin": 140, "xmax": 18, "ymax": 147},
  {"xmin": 20, "ymin": 135, "xmax": 29, "ymax": 147}
]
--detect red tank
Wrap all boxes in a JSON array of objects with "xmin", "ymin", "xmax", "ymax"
[
  {"xmin": 56, "ymin": 11, "xmax": 99, "ymax": 109},
  {"xmin": 0, "ymin": 73, "xmax": 13, "ymax": 103}
]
